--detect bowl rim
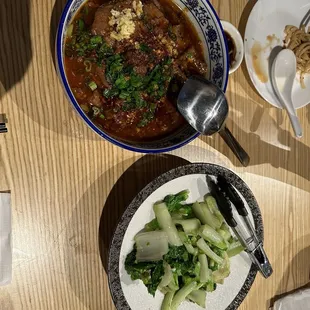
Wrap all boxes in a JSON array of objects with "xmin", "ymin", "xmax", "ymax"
[{"xmin": 56, "ymin": 0, "xmax": 229, "ymax": 153}]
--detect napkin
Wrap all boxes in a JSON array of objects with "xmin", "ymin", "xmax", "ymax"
[
  {"xmin": 272, "ymin": 288, "xmax": 310, "ymax": 310},
  {"xmin": 0, "ymin": 193, "xmax": 11, "ymax": 285}
]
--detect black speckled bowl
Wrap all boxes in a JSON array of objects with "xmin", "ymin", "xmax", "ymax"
[{"xmin": 108, "ymin": 163, "xmax": 263, "ymax": 310}]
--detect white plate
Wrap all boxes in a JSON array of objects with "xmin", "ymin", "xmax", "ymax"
[
  {"xmin": 108, "ymin": 164, "xmax": 263, "ymax": 310},
  {"xmin": 244, "ymin": 0, "xmax": 310, "ymax": 109}
]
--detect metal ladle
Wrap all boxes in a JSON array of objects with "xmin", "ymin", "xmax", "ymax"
[{"xmin": 177, "ymin": 76, "xmax": 250, "ymax": 166}]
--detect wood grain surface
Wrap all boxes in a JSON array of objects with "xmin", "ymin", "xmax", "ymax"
[{"xmin": 0, "ymin": 0, "xmax": 309, "ymax": 309}]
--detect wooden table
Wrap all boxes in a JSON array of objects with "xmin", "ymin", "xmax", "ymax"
[{"xmin": 0, "ymin": 0, "xmax": 309, "ymax": 309}]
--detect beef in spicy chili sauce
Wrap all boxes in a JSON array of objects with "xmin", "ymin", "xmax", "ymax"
[{"xmin": 65, "ymin": 0, "xmax": 208, "ymax": 142}]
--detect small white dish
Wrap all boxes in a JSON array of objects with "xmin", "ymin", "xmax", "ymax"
[
  {"xmin": 221, "ymin": 20, "xmax": 244, "ymax": 74},
  {"xmin": 244, "ymin": 0, "xmax": 310, "ymax": 109}
]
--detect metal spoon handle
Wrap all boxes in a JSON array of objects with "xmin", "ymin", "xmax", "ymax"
[{"xmin": 219, "ymin": 126, "xmax": 250, "ymax": 166}]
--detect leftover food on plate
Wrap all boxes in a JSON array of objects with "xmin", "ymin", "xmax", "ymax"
[
  {"xmin": 125, "ymin": 189, "xmax": 244, "ymax": 310},
  {"xmin": 284, "ymin": 25, "xmax": 310, "ymax": 88}
]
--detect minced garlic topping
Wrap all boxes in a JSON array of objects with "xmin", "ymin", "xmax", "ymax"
[
  {"xmin": 133, "ymin": 0, "xmax": 143, "ymax": 17},
  {"xmin": 109, "ymin": 1, "xmax": 143, "ymax": 41}
]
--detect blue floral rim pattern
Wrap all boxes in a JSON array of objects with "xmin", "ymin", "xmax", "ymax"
[{"xmin": 56, "ymin": 0, "xmax": 229, "ymax": 153}]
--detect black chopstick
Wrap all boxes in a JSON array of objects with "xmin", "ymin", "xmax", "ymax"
[{"xmin": 0, "ymin": 114, "xmax": 8, "ymax": 133}]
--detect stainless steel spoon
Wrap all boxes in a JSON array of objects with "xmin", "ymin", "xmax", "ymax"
[{"xmin": 177, "ymin": 76, "xmax": 250, "ymax": 166}]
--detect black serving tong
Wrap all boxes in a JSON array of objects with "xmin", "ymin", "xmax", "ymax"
[
  {"xmin": 206, "ymin": 175, "xmax": 273, "ymax": 278},
  {"xmin": 0, "ymin": 114, "xmax": 8, "ymax": 133}
]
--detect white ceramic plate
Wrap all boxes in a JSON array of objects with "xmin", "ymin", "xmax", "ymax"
[
  {"xmin": 108, "ymin": 164, "xmax": 263, "ymax": 310},
  {"xmin": 244, "ymin": 0, "xmax": 310, "ymax": 108}
]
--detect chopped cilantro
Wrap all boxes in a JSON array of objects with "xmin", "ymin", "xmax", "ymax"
[
  {"xmin": 140, "ymin": 43, "xmax": 152, "ymax": 53},
  {"xmin": 186, "ymin": 52, "xmax": 194, "ymax": 59},
  {"xmin": 82, "ymin": 5, "xmax": 89, "ymax": 17},
  {"xmin": 66, "ymin": 18, "xmax": 174, "ymax": 128},
  {"xmin": 168, "ymin": 25, "xmax": 177, "ymax": 41},
  {"xmin": 103, "ymin": 88, "xmax": 119, "ymax": 98},
  {"xmin": 103, "ymin": 55, "xmax": 172, "ymax": 127},
  {"xmin": 78, "ymin": 19, "xmax": 85, "ymax": 31}
]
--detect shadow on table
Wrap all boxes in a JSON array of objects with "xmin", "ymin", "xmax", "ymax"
[
  {"xmin": 199, "ymin": 91, "xmax": 310, "ymax": 192},
  {"xmin": 268, "ymin": 243, "xmax": 310, "ymax": 309},
  {"xmin": 63, "ymin": 154, "xmax": 189, "ymax": 308},
  {"xmin": 98, "ymin": 154, "xmax": 190, "ymax": 272},
  {"xmin": 50, "ymin": 0, "xmax": 67, "ymax": 69},
  {"xmin": 3, "ymin": 0, "xmax": 101, "ymax": 140},
  {"xmin": 0, "ymin": 0, "xmax": 32, "ymax": 98},
  {"xmin": 63, "ymin": 156, "xmax": 136, "ymax": 309}
]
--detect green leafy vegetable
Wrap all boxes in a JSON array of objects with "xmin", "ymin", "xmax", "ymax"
[
  {"xmin": 171, "ymin": 281, "xmax": 198, "ymax": 310},
  {"xmin": 199, "ymin": 225, "xmax": 228, "ymax": 250},
  {"xmin": 145, "ymin": 218, "xmax": 160, "ymax": 231},
  {"xmin": 163, "ymin": 190, "xmax": 190, "ymax": 213},
  {"xmin": 198, "ymin": 254, "xmax": 211, "ymax": 283},
  {"xmin": 153, "ymin": 203, "xmax": 183, "ymax": 246},
  {"xmin": 135, "ymin": 231, "xmax": 169, "ymax": 262},
  {"xmin": 161, "ymin": 291, "xmax": 175, "ymax": 310},
  {"xmin": 164, "ymin": 245, "xmax": 189, "ymax": 266},
  {"xmin": 125, "ymin": 248, "xmax": 164, "ymax": 296},
  {"xmin": 212, "ymin": 252, "xmax": 230, "ymax": 283},
  {"xmin": 206, "ymin": 280, "xmax": 216, "ymax": 292},
  {"xmin": 125, "ymin": 190, "xmax": 245, "ymax": 309},
  {"xmin": 178, "ymin": 231, "xmax": 198, "ymax": 256},
  {"xmin": 192, "ymin": 202, "xmax": 221, "ymax": 229},
  {"xmin": 205, "ymin": 195, "xmax": 224, "ymax": 223},
  {"xmin": 148, "ymin": 262, "xmax": 165, "ymax": 296},
  {"xmin": 174, "ymin": 219, "xmax": 201, "ymax": 236},
  {"xmin": 125, "ymin": 248, "xmax": 157, "ymax": 282},
  {"xmin": 187, "ymin": 289, "xmax": 206, "ymax": 308},
  {"xmin": 227, "ymin": 241, "xmax": 244, "ymax": 257},
  {"xmin": 197, "ymin": 238, "xmax": 224, "ymax": 265},
  {"xmin": 159, "ymin": 262, "xmax": 173, "ymax": 288}
]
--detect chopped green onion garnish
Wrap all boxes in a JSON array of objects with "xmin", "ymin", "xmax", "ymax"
[
  {"xmin": 84, "ymin": 60, "xmax": 92, "ymax": 72},
  {"xmin": 92, "ymin": 106, "xmax": 100, "ymax": 117},
  {"xmin": 78, "ymin": 19, "xmax": 85, "ymax": 31},
  {"xmin": 140, "ymin": 43, "xmax": 151, "ymax": 53},
  {"xmin": 88, "ymin": 81, "xmax": 97, "ymax": 91},
  {"xmin": 90, "ymin": 35, "xmax": 103, "ymax": 45},
  {"xmin": 187, "ymin": 52, "xmax": 194, "ymax": 59},
  {"xmin": 99, "ymin": 114, "xmax": 105, "ymax": 119},
  {"xmin": 67, "ymin": 24, "xmax": 74, "ymax": 37}
]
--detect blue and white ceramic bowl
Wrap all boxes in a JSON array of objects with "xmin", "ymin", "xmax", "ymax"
[{"xmin": 56, "ymin": 0, "xmax": 229, "ymax": 153}]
